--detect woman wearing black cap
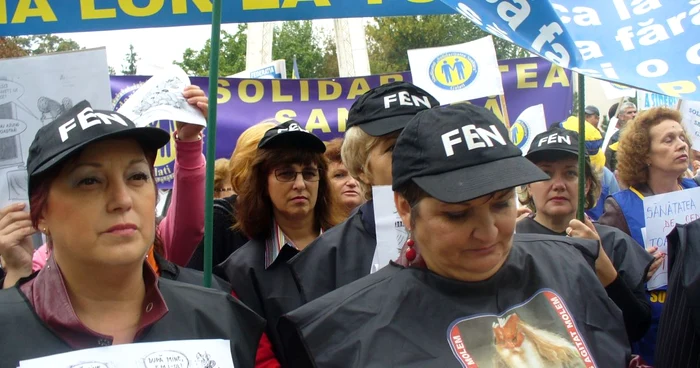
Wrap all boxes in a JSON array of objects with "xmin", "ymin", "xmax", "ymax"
[
  {"xmin": 216, "ymin": 120, "xmax": 343, "ymax": 366},
  {"xmin": 287, "ymin": 81, "xmax": 439, "ymax": 304},
  {"xmin": 0, "ymin": 101, "xmax": 263, "ymax": 367},
  {"xmin": 278, "ymin": 104, "xmax": 631, "ymax": 367},
  {"xmin": 517, "ymin": 126, "xmax": 653, "ymax": 342}
]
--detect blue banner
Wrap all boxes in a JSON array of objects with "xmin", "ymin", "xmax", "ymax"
[
  {"xmin": 0, "ymin": 0, "xmax": 453, "ymax": 37},
  {"xmin": 439, "ymin": 1, "xmax": 700, "ymax": 101}
]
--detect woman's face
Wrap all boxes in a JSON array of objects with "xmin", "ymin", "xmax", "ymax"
[
  {"xmin": 360, "ymin": 135, "xmax": 397, "ymax": 187},
  {"xmin": 527, "ymin": 157, "xmax": 588, "ymax": 219},
  {"xmin": 648, "ymin": 119, "xmax": 689, "ymax": 176},
  {"xmin": 396, "ymin": 189, "xmax": 516, "ymax": 282},
  {"xmin": 328, "ymin": 162, "xmax": 363, "ymax": 211},
  {"xmin": 268, "ymin": 162, "xmax": 320, "ymax": 221},
  {"xmin": 40, "ymin": 139, "xmax": 156, "ymax": 268}
]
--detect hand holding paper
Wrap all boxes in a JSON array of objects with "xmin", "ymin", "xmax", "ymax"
[{"xmin": 117, "ymin": 66, "xmax": 207, "ymax": 128}]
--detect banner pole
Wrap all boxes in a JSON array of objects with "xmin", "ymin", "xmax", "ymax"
[
  {"xmin": 577, "ymin": 73, "xmax": 586, "ymax": 222},
  {"xmin": 203, "ymin": 0, "xmax": 223, "ymax": 288}
]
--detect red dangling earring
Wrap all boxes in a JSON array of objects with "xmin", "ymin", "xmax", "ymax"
[{"xmin": 405, "ymin": 238, "xmax": 416, "ymax": 262}]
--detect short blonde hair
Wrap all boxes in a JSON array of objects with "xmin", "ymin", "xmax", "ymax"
[
  {"xmin": 214, "ymin": 158, "xmax": 231, "ymax": 192},
  {"xmin": 341, "ymin": 127, "xmax": 399, "ymax": 200},
  {"xmin": 229, "ymin": 121, "xmax": 278, "ymax": 193}
]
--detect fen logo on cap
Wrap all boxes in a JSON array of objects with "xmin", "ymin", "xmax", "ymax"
[
  {"xmin": 58, "ymin": 106, "xmax": 129, "ymax": 143},
  {"xmin": 441, "ymin": 124, "xmax": 507, "ymax": 157},
  {"xmin": 383, "ymin": 91, "xmax": 433, "ymax": 110},
  {"xmin": 536, "ymin": 133, "xmax": 572, "ymax": 148}
]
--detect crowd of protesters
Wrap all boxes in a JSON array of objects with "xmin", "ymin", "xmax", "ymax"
[{"xmin": 1, "ymin": 80, "xmax": 699, "ymax": 368}]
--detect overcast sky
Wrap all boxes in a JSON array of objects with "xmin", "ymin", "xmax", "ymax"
[{"xmin": 56, "ymin": 20, "xmax": 335, "ymax": 76}]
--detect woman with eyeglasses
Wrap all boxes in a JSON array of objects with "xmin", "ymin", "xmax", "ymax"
[{"xmin": 217, "ymin": 121, "xmax": 343, "ymax": 367}]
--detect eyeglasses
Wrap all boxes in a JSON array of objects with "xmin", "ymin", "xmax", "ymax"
[{"xmin": 274, "ymin": 168, "xmax": 321, "ymax": 182}]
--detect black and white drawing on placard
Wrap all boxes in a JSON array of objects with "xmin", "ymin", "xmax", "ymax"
[{"xmin": 0, "ymin": 48, "xmax": 112, "ymax": 208}]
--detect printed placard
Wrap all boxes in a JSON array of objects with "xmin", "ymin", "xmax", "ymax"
[
  {"xmin": 643, "ymin": 187, "xmax": 700, "ymax": 290},
  {"xmin": 448, "ymin": 290, "xmax": 596, "ymax": 368}
]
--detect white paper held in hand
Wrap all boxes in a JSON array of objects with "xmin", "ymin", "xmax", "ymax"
[
  {"xmin": 643, "ymin": 187, "xmax": 700, "ymax": 290},
  {"xmin": 117, "ymin": 65, "xmax": 206, "ymax": 128},
  {"xmin": 371, "ymin": 185, "xmax": 407, "ymax": 273},
  {"xmin": 18, "ymin": 339, "xmax": 234, "ymax": 368}
]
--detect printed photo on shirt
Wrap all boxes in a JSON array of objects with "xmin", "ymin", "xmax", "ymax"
[{"xmin": 447, "ymin": 290, "xmax": 596, "ymax": 368}]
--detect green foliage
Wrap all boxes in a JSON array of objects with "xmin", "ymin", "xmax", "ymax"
[
  {"xmin": 272, "ymin": 21, "xmax": 325, "ymax": 78},
  {"xmin": 175, "ymin": 24, "xmax": 248, "ymax": 77},
  {"xmin": 0, "ymin": 37, "xmax": 28, "ymax": 59},
  {"xmin": 10, "ymin": 34, "xmax": 81, "ymax": 55},
  {"xmin": 121, "ymin": 44, "xmax": 139, "ymax": 75},
  {"xmin": 317, "ymin": 33, "xmax": 339, "ymax": 78},
  {"xmin": 366, "ymin": 15, "xmax": 528, "ymax": 74}
]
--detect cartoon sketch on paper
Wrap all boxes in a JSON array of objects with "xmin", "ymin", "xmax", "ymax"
[
  {"xmin": 38, "ymin": 96, "xmax": 73, "ymax": 123},
  {"xmin": 196, "ymin": 351, "xmax": 218, "ymax": 368},
  {"xmin": 133, "ymin": 78, "xmax": 187, "ymax": 115},
  {"xmin": 6, "ymin": 169, "xmax": 27, "ymax": 200}
]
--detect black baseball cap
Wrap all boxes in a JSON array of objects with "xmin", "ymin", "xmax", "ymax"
[
  {"xmin": 526, "ymin": 126, "xmax": 583, "ymax": 161},
  {"xmin": 27, "ymin": 100, "xmax": 170, "ymax": 188},
  {"xmin": 258, "ymin": 120, "xmax": 325, "ymax": 153},
  {"xmin": 584, "ymin": 105, "xmax": 600, "ymax": 116},
  {"xmin": 392, "ymin": 104, "xmax": 549, "ymax": 204},
  {"xmin": 346, "ymin": 81, "xmax": 439, "ymax": 137}
]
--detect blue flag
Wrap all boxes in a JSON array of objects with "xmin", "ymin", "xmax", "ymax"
[
  {"xmin": 292, "ymin": 56, "xmax": 300, "ymax": 79},
  {"xmin": 438, "ymin": 0, "xmax": 700, "ymax": 101}
]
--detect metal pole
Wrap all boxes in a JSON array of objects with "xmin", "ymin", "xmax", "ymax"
[
  {"xmin": 577, "ymin": 73, "xmax": 586, "ymax": 222},
  {"xmin": 203, "ymin": 0, "xmax": 223, "ymax": 288}
]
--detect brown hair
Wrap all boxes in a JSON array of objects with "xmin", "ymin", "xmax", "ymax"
[
  {"xmin": 324, "ymin": 138, "xmax": 343, "ymax": 164},
  {"xmin": 519, "ymin": 156, "xmax": 601, "ymax": 211},
  {"xmin": 234, "ymin": 147, "xmax": 344, "ymax": 240},
  {"xmin": 29, "ymin": 143, "xmax": 164, "ymax": 255},
  {"xmin": 617, "ymin": 107, "xmax": 689, "ymax": 187},
  {"xmin": 229, "ymin": 121, "xmax": 278, "ymax": 193},
  {"xmin": 214, "ymin": 158, "xmax": 231, "ymax": 192}
]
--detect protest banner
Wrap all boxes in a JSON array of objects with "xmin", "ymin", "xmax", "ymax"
[
  {"xmin": 638, "ymin": 90, "xmax": 680, "ymax": 111},
  {"xmin": 439, "ymin": 1, "xmax": 700, "ymax": 101},
  {"xmin": 408, "ymin": 36, "xmax": 503, "ymax": 104},
  {"xmin": 679, "ymin": 100, "xmax": 700, "ymax": 151},
  {"xmin": 0, "ymin": 0, "xmax": 453, "ymax": 36},
  {"xmin": 111, "ymin": 57, "xmax": 573, "ymax": 188},
  {"xmin": 643, "ymin": 187, "xmax": 700, "ymax": 290}
]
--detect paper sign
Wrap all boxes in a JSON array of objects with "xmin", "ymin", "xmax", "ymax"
[
  {"xmin": 679, "ymin": 100, "xmax": 700, "ymax": 151},
  {"xmin": 117, "ymin": 66, "xmax": 206, "ymax": 128},
  {"xmin": 18, "ymin": 339, "xmax": 233, "ymax": 368},
  {"xmin": 371, "ymin": 186, "xmax": 407, "ymax": 273},
  {"xmin": 643, "ymin": 187, "xmax": 700, "ymax": 290},
  {"xmin": 408, "ymin": 36, "xmax": 503, "ymax": 104}
]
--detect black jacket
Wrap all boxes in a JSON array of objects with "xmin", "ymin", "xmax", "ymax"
[
  {"xmin": 154, "ymin": 252, "xmax": 230, "ymax": 291},
  {"xmin": 278, "ymin": 234, "xmax": 631, "ymax": 368},
  {"xmin": 289, "ymin": 200, "xmax": 376, "ymax": 303},
  {"xmin": 517, "ymin": 216, "xmax": 653, "ymax": 341},
  {"xmin": 656, "ymin": 219, "xmax": 700, "ymax": 367},
  {"xmin": 187, "ymin": 195, "xmax": 249, "ymax": 273},
  {"xmin": 0, "ymin": 276, "xmax": 265, "ymax": 368},
  {"xmin": 217, "ymin": 237, "xmax": 302, "ymax": 366}
]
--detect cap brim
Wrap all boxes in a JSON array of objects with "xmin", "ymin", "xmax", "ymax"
[
  {"xmin": 357, "ymin": 114, "xmax": 415, "ymax": 137},
  {"xmin": 412, "ymin": 156, "xmax": 550, "ymax": 204},
  {"xmin": 525, "ymin": 148, "xmax": 580, "ymax": 161},
  {"xmin": 31, "ymin": 127, "xmax": 170, "ymax": 177},
  {"xmin": 261, "ymin": 131, "xmax": 326, "ymax": 153}
]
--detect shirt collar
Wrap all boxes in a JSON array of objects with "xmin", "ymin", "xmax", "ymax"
[
  {"xmin": 20, "ymin": 256, "xmax": 169, "ymax": 349},
  {"xmin": 264, "ymin": 219, "xmax": 323, "ymax": 269}
]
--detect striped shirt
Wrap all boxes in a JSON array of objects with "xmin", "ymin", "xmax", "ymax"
[{"xmin": 264, "ymin": 219, "xmax": 323, "ymax": 269}]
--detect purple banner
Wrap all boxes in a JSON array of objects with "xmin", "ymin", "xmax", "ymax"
[{"xmin": 111, "ymin": 56, "xmax": 572, "ymax": 188}]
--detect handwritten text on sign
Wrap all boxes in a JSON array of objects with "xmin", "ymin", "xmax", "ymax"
[{"xmin": 643, "ymin": 187, "xmax": 700, "ymax": 290}]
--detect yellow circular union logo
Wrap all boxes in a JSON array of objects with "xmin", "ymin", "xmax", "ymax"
[
  {"xmin": 510, "ymin": 119, "xmax": 529, "ymax": 149},
  {"xmin": 429, "ymin": 52, "xmax": 478, "ymax": 90}
]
